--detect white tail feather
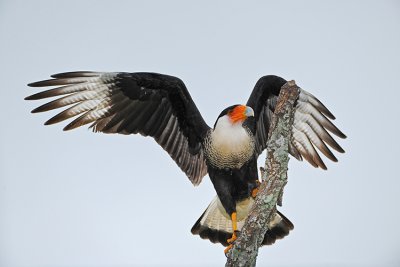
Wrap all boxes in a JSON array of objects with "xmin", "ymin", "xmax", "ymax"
[{"xmin": 199, "ymin": 196, "xmax": 282, "ymax": 233}]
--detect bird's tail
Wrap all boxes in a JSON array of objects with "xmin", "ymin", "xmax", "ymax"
[{"xmin": 191, "ymin": 196, "xmax": 294, "ymax": 246}]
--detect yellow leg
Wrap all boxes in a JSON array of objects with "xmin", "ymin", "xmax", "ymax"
[
  {"xmin": 232, "ymin": 212, "xmax": 237, "ymax": 230},
  {"xmin": 224, "ymin": 212, "xmax": 238, "ymax": 253}
]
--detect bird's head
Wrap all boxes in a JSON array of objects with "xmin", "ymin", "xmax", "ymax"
[
  {"xmin": 228, "ymin": 105, "xmax": 255, "ymax": 124},
  {"xmin": 214, "ymin": 105, "xmax": 254, "ymax": 128}
]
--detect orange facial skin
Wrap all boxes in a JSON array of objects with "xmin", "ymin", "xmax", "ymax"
[{"xmin": 228, "ymin": 105, "xmax": 248, "ymax": 124}]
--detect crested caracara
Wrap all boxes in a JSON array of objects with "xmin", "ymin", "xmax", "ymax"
[{"xmin": 26, "ymin": 72, "xmax": 346, "ymax": 252}]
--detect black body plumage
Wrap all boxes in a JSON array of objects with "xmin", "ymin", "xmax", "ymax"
[{"xmin": 208, "ymin": 155, "xmax": 259, "ymax": 215}]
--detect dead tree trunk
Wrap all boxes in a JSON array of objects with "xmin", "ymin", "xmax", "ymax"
[{"xmin": 225, "ymin": 81, "xmax": 300, "ymax": 267}]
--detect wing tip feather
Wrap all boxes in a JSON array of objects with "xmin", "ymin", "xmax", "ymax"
[
  {"xmin": 339, "ymin": 132, "xmax": 347, "ymax": 139},
  {"xmin": 28, "ymin": 81, "xmax": 49, "ymax": 87},
  {"xmin": 31, "ymin": 107, "xmax": 44, "ymax": 113},
  {"xmin": 63, "ymin": 124, "xmax": 76, "ymax": 131},
  {"xmin": 44, "ymin": 116, "xmax": 63, "ymax": 126},
  {"xmin": 335, "ymin": 145, "xmax": 345, "ymax": 154},
  {"xmin": 25, "ymin": 94, "xmax": 38, "ymax": 100},
  {"xmin": 50, "ymin": 71, "xmax": 100, "ymax": 78}
]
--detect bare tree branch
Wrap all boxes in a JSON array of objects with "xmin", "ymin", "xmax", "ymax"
[{"xmin": 225, "ymin": 81, "xmax": 300, "ymax": 267}]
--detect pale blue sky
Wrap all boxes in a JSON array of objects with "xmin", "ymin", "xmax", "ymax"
[{"xmin": 1, "ymin": 1, "xmax": 399, "ymax": 266}]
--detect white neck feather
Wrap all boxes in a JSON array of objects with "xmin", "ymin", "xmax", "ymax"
[
  {"xmin": 204, "ymin": 115, "xmax": 254, "ymax": 169},
  {"xmin": 212, "ymin": 116, "xmax": 249, "ymax": 148}
]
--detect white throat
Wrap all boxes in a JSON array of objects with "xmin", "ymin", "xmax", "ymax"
[{"xmin": 212, "ymin": 116, "xmax": 249, "ymax": 148}]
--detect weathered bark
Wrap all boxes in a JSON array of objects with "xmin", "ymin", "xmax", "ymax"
[{"xmin": 225, "ymin": 81, "xmax": 300, "ymax": 267}]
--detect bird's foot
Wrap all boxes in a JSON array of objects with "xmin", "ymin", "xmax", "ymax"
[
  {"xmin": 224, "ymin": 212, "xmax": 238, "ymax": 254},
  {"xmin": 224, "ymin": 244, "xmax": 233, "ymax": 254},
  {"xmin": 251, "ymin": 187, "xmax": 259, "ymax": 198},
  {"xmin": 224, "ymin": 231, "xmax": 238, "ymax": 254},
  {"xmin": 227, "ymin": 231, "xmax": 237, "ymax": 244},
  {"xmin": 251, "ymin": 180, "xmax": 261, "ymax": 198}
]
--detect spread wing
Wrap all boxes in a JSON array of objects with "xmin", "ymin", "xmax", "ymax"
[
  {"xmin": 247, "ymin": 75, "xmax": 346, "ymax": 169},
  {"xmin": 26, "ymin": 71, "xmax": 211, "ymax": 185}
]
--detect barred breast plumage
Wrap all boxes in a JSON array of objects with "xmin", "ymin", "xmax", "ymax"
[{"xmin": 204, "ymin": 116, "xmax": 255, "ymax": 169}]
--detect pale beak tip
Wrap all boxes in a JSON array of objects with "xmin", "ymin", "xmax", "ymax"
[{"xmin": 245, "ymin": 106, "xmax": 255, "ymax": 117}]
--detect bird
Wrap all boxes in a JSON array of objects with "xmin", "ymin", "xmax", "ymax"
[{"xmin": 26, "ymin": 72, "xmax": 346, "ymax": 253}]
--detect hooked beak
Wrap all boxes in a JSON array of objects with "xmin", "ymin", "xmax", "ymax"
[{"xmin": 245, "ymin": 106, "xmax": 254, "ymax": 118}]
